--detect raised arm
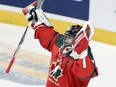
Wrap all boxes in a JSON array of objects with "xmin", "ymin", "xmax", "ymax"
[{"xmin": 22, "ymin": 1, "xmax": 59, "ymax": 52}]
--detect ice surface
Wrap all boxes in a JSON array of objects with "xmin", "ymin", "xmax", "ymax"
[{"xmin": 0, "ymin": 79, "xmax": 45, "ymax": 87}]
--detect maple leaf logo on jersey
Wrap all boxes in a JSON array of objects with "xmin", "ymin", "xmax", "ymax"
[{"xmin": 49, "ymin": 61, "xmax": 63, "ymax": 81}]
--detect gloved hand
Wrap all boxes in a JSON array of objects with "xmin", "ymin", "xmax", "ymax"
[
  {"xmin": 22, "ymin": 1, "xmax": 52, "ymax": 30},
  {"xmin": 25, "ymin": 6, "xmax": 38, "ymax": 23},
  {"xmin": 22, "ymin": 1, "xmax": 41, "ymax": 30}
]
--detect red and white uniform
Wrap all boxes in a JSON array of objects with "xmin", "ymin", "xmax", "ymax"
[
  {"xmin": 22, "ymin": 1, "xmax": 98, "ymax": 87},
  {"xmin": 34, "ymin": 26, "xmax": 98, "ymax": 87}
]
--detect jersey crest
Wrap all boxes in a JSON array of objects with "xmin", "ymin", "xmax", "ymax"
[{"xmin": 49, "ymin": 60, "xmax": 63, "ymax": 81}]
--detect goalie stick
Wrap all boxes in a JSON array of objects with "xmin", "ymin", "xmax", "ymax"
[{"xmin": 6, "ymin": 0, "xmax": 45, "ymax": 73}]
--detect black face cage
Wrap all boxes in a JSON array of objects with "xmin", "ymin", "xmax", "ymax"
[{"xmin": 63, "ymin": 25, "xmax": 82, "ymax": 44}]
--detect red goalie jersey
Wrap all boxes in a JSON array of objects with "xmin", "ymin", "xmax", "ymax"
[
  {"xmin": 22, "ymin": 1, "xmax": 98, "ymax": 87},
  {"xmin": 34, "ymin": 26, "xmax": 98, "ymax": 87}
]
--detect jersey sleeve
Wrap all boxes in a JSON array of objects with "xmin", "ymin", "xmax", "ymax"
[
  {"xmin": 34, "ymin": 27, "xmax": 59, "ymax": 52},
  {"xmin": 71, "ymin": 47, "xmax": 98, "ymax": 80}
]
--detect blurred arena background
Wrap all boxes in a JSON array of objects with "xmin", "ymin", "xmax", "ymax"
[{"xmin": 0, "ymin": 0, "xmax": 116, "ymax": 87}]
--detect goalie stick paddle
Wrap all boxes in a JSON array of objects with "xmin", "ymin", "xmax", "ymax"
[{"xmin": 6, "ymin": 0, "xmax": 45, "ymax": 73}]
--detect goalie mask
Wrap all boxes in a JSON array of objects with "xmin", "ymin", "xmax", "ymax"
[
  {"xmin": 60, "ymin": 25, "xmax": 82, "ymax": 55},
  {"xmin": 61, "ymin": 21, "xmax": 95, "ymax": 60},
  {"xmin": 63, "ymin": 25, "xmax": 82, "ymax": 46}
]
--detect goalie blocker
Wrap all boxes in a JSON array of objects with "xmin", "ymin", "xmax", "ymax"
[
  {"xmin": 22, "ymin": 1, "xmax": 98, "ymax": 87},
  {"xmin": 22, "ymin": 1, "xmax": 52, "ymax": 31}
]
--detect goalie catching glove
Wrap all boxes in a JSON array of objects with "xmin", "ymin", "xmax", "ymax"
[
  {"xmin": 22, "ymin": 1, "xmax": 52, "ymax": 30},
  {"xmin": 62, "ymin": 21, "xmax": 95, "ymax": 60}
]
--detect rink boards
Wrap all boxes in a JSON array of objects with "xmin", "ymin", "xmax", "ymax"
[{"xmin": 0, "ymin": 6, "xmax": 116, "ymax": 46}]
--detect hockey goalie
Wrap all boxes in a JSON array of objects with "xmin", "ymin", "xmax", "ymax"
[{"xmin": 22, "ymin": 1, "xmax": 98, "ymax": 87}]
